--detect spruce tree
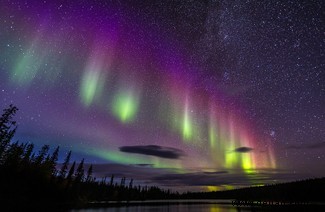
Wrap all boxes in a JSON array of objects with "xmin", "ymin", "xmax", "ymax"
[
  {"xmin": 129, "ymin": 179, "xmax": 133, "ymax": 189},
  {"xmin": 75, "ymin": 158, "xmax": 85, "ymax": 182},
  {"xmin": 34, "ymin": 144, "xmax": 49, "ymax": 165},
  {"xmin": 23, "ymin": 143, "xmax": 34, "ymax": 163},
  {"xmin": 49, "ymin": 146, "xmax": 59, "ymax": 175},
  {"xmin": 110, "ymin": 174, "xmax": 114, "ymax": 186},
  {"xmin": 0, "ymin": 105, "xmax": 18, "ymax": 161},
  {"xmin": 59, "ymin": 150, "xmax": 71, "ymax": 178},
  {"xmin": 85, "ymin": 164, "xmax": 93, "ymax": 182},
  {"xmin": 66, "ymin": 161, "xmax": 76, "ymax": 180},
  {"xmin": 59, "ymin": 150, "xmax": 71, "ymax": 179}
]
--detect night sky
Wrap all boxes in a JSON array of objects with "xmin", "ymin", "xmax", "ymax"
[{"xmin": 0, "ymin": 0, "xmax": 324, "ymax": 192}]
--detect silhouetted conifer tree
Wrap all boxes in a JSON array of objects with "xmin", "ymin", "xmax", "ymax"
[
  {"xmin": 120, "ymin": 177, "xmax": 126, "ymax": 187},
  {"xmin": 65, "ymin": 161, "xmax": 76, "ymax": 190},
  {"xmin": 34, "ymin": 144, "xmax": 49, "ymax": 165},
  {"xmin": 49, "ymin": 146, "xmax": 59, "ymax": 175},
  {"xmin": 129, "ymin": 179, "xmax": 133, "ymax": 189},
  {"xmin": 75, "ymin": 158, "xmax": 85, "ymax": 182},
  {"xmin": 3, "ymin": 141, "xmax": 24, "ymax": 167},
  {"xmin": 30, "ymin": 152, "xmax": 35, "ymax": 162},
  {"xmin": 85, "ymin": 164, "xmax": 93, "ymax": 182},
  {"xmin": 110, "ymin": 174, "xmax": 114, "ymax": 186},
  {"xmin": 101, "ymin": 176, "xmax": 107, "ymax": 185},
  {"xmin": 0, "ymin": 105, "xmax": 18, "ymax": 161},
  {"xmin": 22, "ymin": 143, "xmax": 34, "ymax": 163},
  {"xmin": 67, "ymin": 161, "xmax": 76, "ymax": 181},
  {"xmin": 59, "ymin": 150, "xmax": 71, "ymax": 178}
]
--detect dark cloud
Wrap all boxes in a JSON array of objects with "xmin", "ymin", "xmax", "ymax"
[
  {"xmin": 119, "ymin": 145, "xmax": 185, "ymax": 159},
  {"xmin": 307, "ymin": 142, "xmax": 325, "ymax": 148},
  {"xmin": 234, "ymin": 147, "xmax": 253, "ymax": 153},
  {"xmin": 286, "ymin": 142, "xmax": 325, "ymax": 150},
  {"xmin": 203, "ymin": 171, "xmax": 228, "ymax": 175},
  {"xmin": 132, "ymin": 164, "xmax": 154, "ymax": 167}
]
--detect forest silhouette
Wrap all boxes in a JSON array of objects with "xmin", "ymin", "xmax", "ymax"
[
  {"xmin": 0, "ymin": 105, "xmax": 324, "ymax": 210},
  {"xmin": 0, "ymin": 105, "xmax": 178, "ymax": 209}
]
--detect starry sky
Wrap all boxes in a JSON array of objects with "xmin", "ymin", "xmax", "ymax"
[{"xmin": 0, "ymin": 0, "xmax": 324, "ymax": 192}]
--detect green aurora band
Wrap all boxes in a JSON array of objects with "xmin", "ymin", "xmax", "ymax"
[{"xmin": 112, "ymin": 90, "xmax": 140, "ymax": 123}]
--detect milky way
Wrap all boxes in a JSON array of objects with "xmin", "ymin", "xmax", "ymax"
[{"xmin": 0, "ymin": 0, "xmax": 324, "ymax": 191}]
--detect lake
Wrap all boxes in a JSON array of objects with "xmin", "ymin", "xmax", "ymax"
[
  {"xmin": 70, "ymin": 199, "xmax": 323, "ymax": 211},
  {"xmin": 72, "ymin": 204, "xmax": 238, "ymax": 212},
  {"xmin": 70, "ymin": 200, "xmax": 255, "ymax": 212}
]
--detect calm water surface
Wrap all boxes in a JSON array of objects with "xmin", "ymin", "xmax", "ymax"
[
  {"xmin": 71, "ymin": 200, "xmax": 324, "ymax": 212},
  {"xmin": 71, "ymin": 203, "xmax": 246, "ymax": 212}
]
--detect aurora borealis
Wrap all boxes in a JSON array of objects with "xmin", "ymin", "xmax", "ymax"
[{"xmin": 0, "ymin": 0, "xmax": 324, "ymax": 191}]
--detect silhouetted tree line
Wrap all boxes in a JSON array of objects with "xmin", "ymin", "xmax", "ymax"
[
  {"xmin": 0, "ymin": 105, "xmax": 178, "ymax": 210},
  {"xmin": 181, "ymin": 177, "xmax": 325, "ymax": 202}
]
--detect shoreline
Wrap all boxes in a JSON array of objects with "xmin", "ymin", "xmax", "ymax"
[
  {"xmin": 82, "ymin": 199, "xmax": 325, "ymax": 209},
  {"xmin": 85, "ymin": 199, "xmax": 233, "ymax": 208}
]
